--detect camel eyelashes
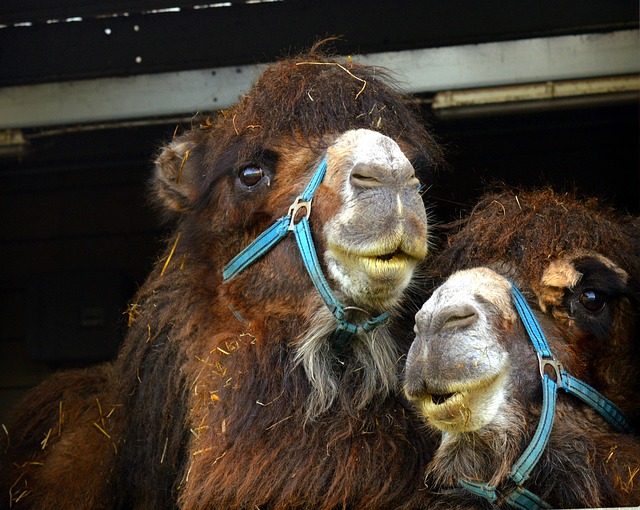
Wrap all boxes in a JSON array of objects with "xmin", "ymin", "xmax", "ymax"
[
  {"xmin": 578, "ymin": 288, "xmax": 607, "ymax": 313},
  {"xmin": 238, "ymin": 164, "xmax": 268, "ymax": 188}
]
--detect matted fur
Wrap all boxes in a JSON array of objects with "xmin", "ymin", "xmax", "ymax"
[
  {"xmin": 430, "ymin": 188, "xmax": 640, "ymax": 307},
  {"xmin": 291, "ymin": 298, "xmax": 409, "ymax": 422}
]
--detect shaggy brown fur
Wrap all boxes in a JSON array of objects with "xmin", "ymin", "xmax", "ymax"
[
  {"xmin": 411, "ymin": 188, "xmax": 640, "ymax": 509},
  {"xmin": 1, "ymin": 44, "xmax": 443, "ymax": 509},
  {"xmin": 428, "ymin": 187, "xmax": 640, "ymax": 422}
]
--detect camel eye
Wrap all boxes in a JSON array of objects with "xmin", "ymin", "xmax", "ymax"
[
  {"xmin": 579, "ymin": 289, "xmax": 606, "ymax": 313},
  {"xmin": 239, "ymin": 165, "xmax": 265, "ymax": 188}
]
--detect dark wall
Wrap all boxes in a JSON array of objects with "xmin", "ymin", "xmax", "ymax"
[
  {"xmin": 430, "ymin": 102, "xmax": 639, "ymax": 221},
  {"xmin": 1, "ymin": 0, "xmax": 637, "ymax": 86}
]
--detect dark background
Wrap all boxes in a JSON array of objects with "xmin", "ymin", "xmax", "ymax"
[{"xmin": 1, "ymin": 0, "xmax": 638, "ymax": 420}]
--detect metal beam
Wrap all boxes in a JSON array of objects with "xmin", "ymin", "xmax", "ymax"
[
  {"xmin": 1, "ymin": 29, "xmax": 638, "ymax": 130},
  {"xmin": 431, "ymin": 75, "xmax": 640, "ymax": 109}
]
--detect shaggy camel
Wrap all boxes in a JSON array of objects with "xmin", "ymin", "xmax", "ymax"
[
  {"xmin": 405, "ymin": 189, "xmax": 640, "ymax": 509},
  {"xmin": 1, "ymin": 45, "xmax": 443, "ymax": 509}
]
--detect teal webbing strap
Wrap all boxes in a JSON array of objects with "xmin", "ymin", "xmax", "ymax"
[
  {"xmin": 222, "ymin": 155, "xmax": 389, "ymax": 343},
  {"xmin": 458, "ymin": 280, "xmax": 633, "ymax": 509}
]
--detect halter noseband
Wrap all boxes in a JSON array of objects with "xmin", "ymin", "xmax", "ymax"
[
  {"xmin": 459, "ymin": 281, "xmax": 634, "ymax": 510},
  {"xmin": 222, "ymin": 156, "xmax": 389, "ymax": 345}
]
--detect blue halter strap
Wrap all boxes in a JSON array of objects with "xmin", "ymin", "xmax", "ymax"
[
  {"xmin": 222, "ymin": 156, "xmax": 389, "ymax": 344},
  {"xmin": 459, "ymin": 281, "xmax": 634, "ymax": 509}
]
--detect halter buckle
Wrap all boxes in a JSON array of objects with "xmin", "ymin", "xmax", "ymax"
[
  {"xmin": 287, "ymin": 196, "xmax": 312, "ymax": 231},
  {"xmin": 537, "ymin": 354, "xmax": 564, "ymax": 385}
]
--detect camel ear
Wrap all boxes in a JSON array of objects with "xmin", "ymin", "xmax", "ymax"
[{"xmin": 152, "ymin": 135, "xmax": 200, "ymax": 218}]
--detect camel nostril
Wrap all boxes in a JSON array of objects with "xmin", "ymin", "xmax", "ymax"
[
  {"xmin": 350, "ymin": 171, "xmax": 383, "ymax": 189},
  {"xmin": 349, "ymin": 161, "xmax": 394, "ymax": 189},
  {"xmin": 440, "ymin": 305, "xmax": 478, "ymax": 331}
]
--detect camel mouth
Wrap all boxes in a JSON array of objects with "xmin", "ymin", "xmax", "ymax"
[
  {"xmin": 417, "ymin": 391, "xmax": 468, "ymax": 431},
  {"xmin": 416, "ymin": 373, "xmax": 507, "ymax": 434},
  {"xmin": 330, "ymin": 246, "xmax": 421, "ymax": 279},
  {"xmin": 430, "ymin": 392, "xmax": 456, "ymax": 406},
  {"xmin": 360, "ymin": 250, "xmax": 414, "ymax": 276},
  {"xmin": 328, "ymin": 245, "xmax": 419, "ymax": 288},
  {"xmin": 325, "ymin": 241, "xmax": 425, "ymax": 309},
  {"xmin": 374, "ymin": 249, "xmax": 403, "ymax": 262}
]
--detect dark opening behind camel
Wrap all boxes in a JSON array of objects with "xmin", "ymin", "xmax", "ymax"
[
  {"xmin": 405, "ymin": 188, "xmax": 640, "ymax": 509},
  {"xmin": 1, "ymin": 45, "xmax": 446, "ymax": 509}
]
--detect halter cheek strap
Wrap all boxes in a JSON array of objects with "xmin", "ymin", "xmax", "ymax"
[
  {"xmin": 459, "ymin": 282, "xmax": 634, "ymax": 510},
  {"xmin": 222, "ymin": 156, "xmax": 389, "ymax": 343},
  {"xmin": 222, "ymin": 157, "xmax": 327, "ymax": 282}
]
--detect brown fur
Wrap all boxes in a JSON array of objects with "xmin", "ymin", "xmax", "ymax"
[
  {"xmin": 0, "ymin": 366, "xmax": 118, "ymax": 509},
  {"xmin": 429, "ymin": 187, "xmax": 640, "ymax": 420},
  {"xmin": 1, "ymin": 44, "xmax": 443, "ymax": 509},
  {"xmin": 414, "ymin": 188, "xmax": 640, "ymax": 509}
]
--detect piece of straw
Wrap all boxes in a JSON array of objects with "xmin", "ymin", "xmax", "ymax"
[{"xmin": 295, "ymin": 61, "xmax": 367, "ymax": 100}]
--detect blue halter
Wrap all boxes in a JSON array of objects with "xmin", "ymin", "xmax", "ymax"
[
  {"xmin": 222, "ymin": 156, "xmax": 389, "ymax": 345},
  {"xmin": 459, "ymin": 281, "xmax": 634, "ymax": 510}
]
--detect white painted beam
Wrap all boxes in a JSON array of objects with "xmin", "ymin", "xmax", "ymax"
[
  {"xmin": 0, "ymin": 29, "xmax": 637, "ymax": 129},
  {"xmin": 362, "ymin": 29, "xmax": 640, "ymax": 94}
]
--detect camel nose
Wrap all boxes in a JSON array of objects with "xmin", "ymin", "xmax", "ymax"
[
  {"xmin": 434, "ymin": 303, "xmax": 479, "ymax": 332},
  {"xmin": 350, "ymin": 160, "xmax": 418, "ymax": 190},
  {"xmin": 330, "ymin": 129, "xmax": 418, "ymax": 190}
]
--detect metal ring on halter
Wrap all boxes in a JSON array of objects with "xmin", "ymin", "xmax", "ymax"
[
  {"xmin": 287, "ymin": 197, "xmax": 312, "ymax": 231},
  {"xmin": 537, "ymin": 354, "xmax": 564, "ymax": 385},
  {"xmin": 342, "ymin": 306, "xmax": 373, "ymax": 319}
]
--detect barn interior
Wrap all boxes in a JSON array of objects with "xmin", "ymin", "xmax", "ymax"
[{"xmin": 1, "ymin": 0, "xmax": 638, "ymax": 423}]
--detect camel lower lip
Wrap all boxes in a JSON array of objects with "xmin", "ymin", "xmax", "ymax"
[
  {"xmin": 330, "ymin": 248, "xmax": 418, "ymax": 280},
  {"xmin": 416, "ymin": 373, "xmax": 506, "ymax": 433},
  {"xmin": 419, "ymin": 391, "xmax": 465, "ymax": 419},
  {"xmin": 325, "ymin": 244, "xmax": 423, "ymax": 308},
  {"xmin": 360, "ymin": 253, "xmax": 412, "ymax": 276}
]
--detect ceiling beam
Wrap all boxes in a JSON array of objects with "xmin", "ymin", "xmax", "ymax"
[{"xmin": 1, "ymin": 29, "xmax": 637, "ymax": 130}]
